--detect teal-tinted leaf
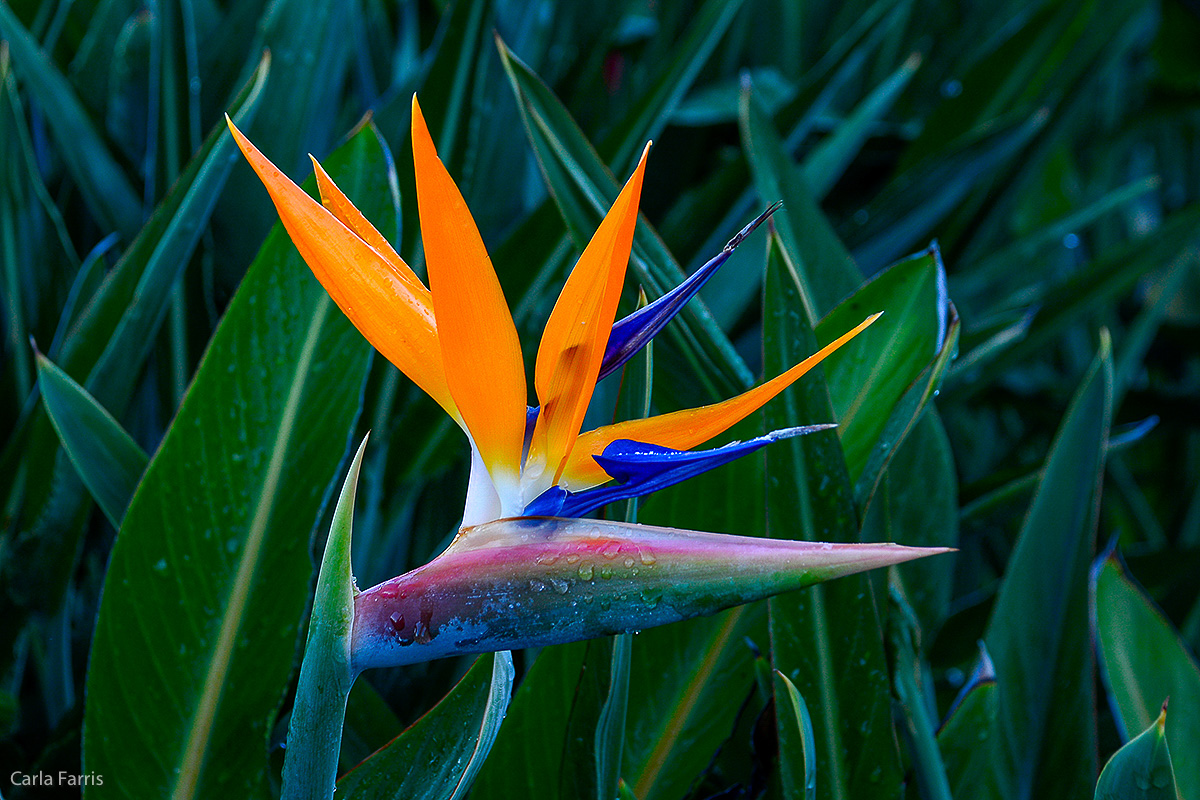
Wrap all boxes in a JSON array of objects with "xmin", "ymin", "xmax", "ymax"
[
  {"xmin": 983, "ymin": 334, "xmax": 1113, "ymax": 800},
  {"xmin": 82, "ymin": 129, "xmax": 383, "ymax": 799},
  {"xmin": 35, "ymin": 352, "xmax": 147, "ymax": 528},
  {"xmin": 0, "ymin": 0, "xmax": 141, "ymax": 239},
  {"xmin": 281, "ymin": 436, "xmax": 368, "ymax": 800},
  {"xmin": 496, "ymin": 36, "xmax": 753, "ymax": 401},
  {"xmin": 816, "ymin": 247, "xmax": 946, "ymax": 482},
  {"xmin": 674, "ymin": 68, "xmax": 795, "ymax": 126},
  {"xmin": 740, "ymin": 82, "xmax": 859, "ymax": 319},
  {"xmin": 889, "ymin": 587, "xmax": 952, "ymax": 800},
  {"xmin": 339, "ymin": 680, "xmax": 404, "ymax": 774},
  {"xmin": 937, "ymin": 647, "xmax": 1003, "ymax": 800},
  {"xmin": 338, "ymin": 651, "xmax": 514, "ymax": 800},
  {"xmin": 763, "ymin": 230, "xmax": 902, "ymax": 800},
  {"xmin": 1094, "ymin": 706, "xmax": 1178, "ymax": 800},
  {"xmin": 773, "ymin": 670, "xmax": 817, "ymax": 800},
  {"xmin": 1093, "ymin": 551, "xmax": 1200, "ymax": 800}
]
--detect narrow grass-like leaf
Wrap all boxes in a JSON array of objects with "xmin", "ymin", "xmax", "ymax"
[
  {"xmin": 35, "ymin": 353, "xmax": 147, "ymax": 528},
  {"xmin": 773, "ymin": 670, "xmax": 818, "ymax": 800},
  {"xmin": 983, "ymin": 334, "xmax": 1112, "ymax": 800},
  {"xmin": 337, "ymin": 652, "xmax": 515, "ymax": 800},
  {"xmin": 82, "ymin": 129, "xmax": 383, "ymax": 799},
  {"xmin": 0, "ymin": 1, "xmax": 141, "ymax": 239},
  {"xmin": 1094, "ymin": 705, "xmax": 1178, "ymax": 800},
  {"xmin": 280, "ymin": 436, "xmax": 368, "ymax": 800},
  {"xmin": 740, "ymin": 83, "xmax": 859, "ymax": 318},
  {"xmin": 937, "ymin": 648, "xmax": 1003, "ymax": 800},
  {"xmin": 1093, "ymin": 551, "xmax": 1200, "ymax": 800}
]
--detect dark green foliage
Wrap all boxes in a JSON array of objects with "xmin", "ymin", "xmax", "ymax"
[{"xmin": 1, "ymin": 0, "xmax": 1197, "ymax": 797}]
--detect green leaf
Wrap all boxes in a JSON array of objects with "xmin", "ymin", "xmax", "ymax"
[
  {"xmin": 82, "ymin": 128, "xmax": 384, "ymax": 799},
  {"xmin": 1094, "ymin": 706, "xmax": 1178, "ymax": 800},
  {"xmin": 773, "ymin": 670, "xmax": 818, "ymax": 800},
  {"xmin": 801, "ymin": 51, "xmax": 922, "ymax": 201},
  {"xmin": 1093, "ymin": 551, "xmax": 1200, "ymax": 800},
  {"xmin": 740, "ymin": 82, "xmax": 860, "ymax": 319},
  {"xmin": 983, "ymin": 333, "xmax": 1113, "ymax": 800},
  {"xmin": 816, "ymin": 247, "xmax": 946, "ymax": 482},
  {"xmin": 496, "ymin": 36, "xmax": 753, "ymax": 402},
  {"xmin": 34, "ymin": 352, "xmax": 147, "ymax": 528},
  {"xmin": 0, "ymin": 54, "xmax": 270, "ymax": 634},
  {"xmin": 0, "ymin": 0, "xmax": 141, "ymax": 239},
  {"xmin": 763, "ymin": 229, "xmax": 902, "ymax": 800},
  {"xmin": 337, "ymin": 652, "xmax": 515, "ymax": 800},
  {"xmin": 598, "ymin": 0, "xmax": 748, "ymax": 173},
  {"xmin": 471, "ymin": 642, "xmax": 587, "ymax": 800},
  {"xmin": 559, "ymin": 635, "xmax": 634, "ymax": 800},
  {"xmin": 281, "ymin": 435, "xmax": 368, "ymax": 800},
  {"xmin": 936, "ymin": 647, "xmax": 1004, "ymax": 800}
]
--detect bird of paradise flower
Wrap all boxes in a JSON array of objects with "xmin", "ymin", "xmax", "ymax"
[{"xmin": 228, "ymin": 96, "xmax": 949, "ymax": 797}]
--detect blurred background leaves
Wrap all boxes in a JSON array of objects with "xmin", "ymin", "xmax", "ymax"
[{"xmin": 1, "ymin": 0, "xmax": 1198, "ymax": 797}]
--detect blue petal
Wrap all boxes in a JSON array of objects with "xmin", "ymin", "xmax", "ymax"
[
  {"xmin": 597, "ymin": 202, "xmax": 781, "ymax": 381},
  {"xmin": 523, "ymin": 423, "xmax": 835, "ymax": 518}
]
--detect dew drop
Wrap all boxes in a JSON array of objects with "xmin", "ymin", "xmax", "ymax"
[
  {"xmin": 549, "ymin": 578, "xmax": 570, "ymax": 594},
  {"xmin": 578, "ymin": 563, "xmax": 594, "ymax": 580},
  {"xmin": 623, "ymin": 557, "xmax": 635, "ymax": 568}
]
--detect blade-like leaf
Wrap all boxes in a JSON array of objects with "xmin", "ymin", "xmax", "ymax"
[
  {"xmin": 774, "ymin": 670, "xmax": 818, "ymax": 800},
  {"xmin": 35, "ymin": 353, "xmax": 148, "ymax": 528},
  {"xmin": 281, "ymin": 435, "xmax": 369, "ymax": 800},
  {"xmin": 763, "ymin": 230, "xmax": 902, "ymax": 800},
  {"xmin": 0, "ymin": 1, "xmax": 141, "ymax": 239},
  {"xmin": 983, "ymin": 334, "xmax": 1113, "ymax": 800},
  {"xmin": 82, "ymin": 129, "xmax": 384, "ymax": 799},
  {"xmin": 1093, "ymin": 550, "xmax": 1200, "ymax": 800},
  {"xmin": 337, "ymin": 652, "xmax": 515, "ymax": 800}
]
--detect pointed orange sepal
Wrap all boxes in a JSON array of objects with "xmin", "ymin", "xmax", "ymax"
[
  {"xmin": 410, "ymin": 97, "xmax": 526, "ymax": 499},
  {"xmin": 226, "ymin": 116, "xmax": 459, "ymax": 420},
  {"xmin": 309, "ymin": 155, "xmax": 427, "ymax": 297},
  {"xmin": 527, "ymin": 143, "xmax": 650, "ymax": 489},
  {"xmin": 559, "ymin": 313, "xmax": 883, "ymax": 490}
]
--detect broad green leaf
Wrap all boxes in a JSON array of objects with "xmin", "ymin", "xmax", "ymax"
[
  {"xmin": 816, "ymin": 248, "xmax": 945, "ymax": 481},
  {"xmin": 763, "ymin": 230, "xmax": 901, "ymax": 800},
  {"xmin": 559, "ymin": 635, "xmax": 634, "ymax": 800},
  {"xmin": 774, "ymin": 670, "xmax": 818, "ymax": 800},
  {"xmin": 0, "ymin": 0, "xmax": 141, "ymax": 239},
  {"xmin": 1093, "ymin": 551, "xmax": 1200, "ymax": 800},
  {"xmin": 496, "ymin": 36, "xmax": 753, "ymax": 402},
  {"xmin": 281, "ymin": 436, "xmax": 368, "ymax": 800},
  {"xmin": 82, "ymin": 128, "xmax": 384, "ymax": 799},
  {"xmin": 35, "ymin": 353, "xmax": 147, "ymax": 528},
  {"xmin": 338, "ymin": 652, "xmax": 515, "ymax": 800},
  {"xmin": 983, "ymin": 334, "xmax": 1113, "ymax": 800},
  {"xmin": 1094, "ymin": 706, "xmax": 1178, "ymax": 800}
]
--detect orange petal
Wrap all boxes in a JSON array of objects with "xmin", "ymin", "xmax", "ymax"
[
  {"xmin": 226, "ymin": 117, "xmax": 459, "ymax": 420},
  {"xmin": 309, "ymin": 155, "xmax": 427, "ymax": 297},
  {"xmin": 559, "ymin": 313, "xmax": 883, "ymax": 490},
  {"xmin": 410, "ymin": 96, "xmax": 526, "ymax": 499},
  {"xmin": 527, "ymin": 143, "xmax": 650, "ymax": 488}
]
